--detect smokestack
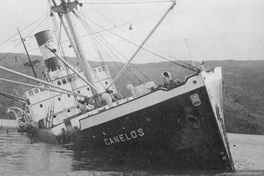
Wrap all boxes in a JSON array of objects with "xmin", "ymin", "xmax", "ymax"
[{"xmin": 34, "ymin": 30, "xmax": 61, "ymax": 71}]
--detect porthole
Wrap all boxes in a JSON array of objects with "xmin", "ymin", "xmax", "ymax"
[
  {"xmin": 186, "ymin": 115, "xmax": 201, "ymax": 128},
  {"xmin": 34, "ymin": 88, "xmax": 39, "ymax": 94},
  {"xmin": 62, "ymin": 78, "xmax": 67, "ymax": 84}
]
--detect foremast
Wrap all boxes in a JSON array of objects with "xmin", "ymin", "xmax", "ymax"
[{"xmin": 50, "ymin": 0, "xmax": 97, "ymax": 95}]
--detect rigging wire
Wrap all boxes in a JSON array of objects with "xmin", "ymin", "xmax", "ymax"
[
  {"xmin": 75, "ymin": 10, "xmax": 145, "ymax": 84},
  {"xmin": 0, "ymin": 14, "xmax": 50, "ymax": 63},
  {"xmin": 78, "ymin": 9, "xmax": 104, "ymax": 63},
  {"xmin": 0, "ymin": 41, "xmax": 21, "ymax": 62},
  {"xmin": 86, "ymin": 4, "xmax": 171, "ymax": 80},
  {"xmin": 76, "ymin": 8, "xmax": 153, "ymax": 82},
  {"xmin": 74, "ymin": 10, "xmax": 131, "ymax": 77},
  {"xmin": 24, "ymin": 15, "xmax": 50, "ymax": 40},
  {"xmin": 24, "ymin": 6, "xmax": 165, "ymax": 55},
  {"xmin": 75, "ymin": 9, "xmax": 198, "ymax": 72},
  {"xmin": 0, "ymin": 12, "xmax": 49, "ymax": 46}
]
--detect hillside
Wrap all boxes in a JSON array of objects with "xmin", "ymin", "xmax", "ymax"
[{"xmin": 0, "ymin": 53, "xmax": 264, "ymax": 135}]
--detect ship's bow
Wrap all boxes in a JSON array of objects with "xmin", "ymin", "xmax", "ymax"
[{"xmin": 202, "ymin": 67, "xmax": 235, "ymax": 171}]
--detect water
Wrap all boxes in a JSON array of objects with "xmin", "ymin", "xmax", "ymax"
[
  {"xmin": 1, "ymin": 129, "xmax": 263, "ymax": 176},
  {"xmin": 2, "ymin": 129, "xmax": 182, "ymax": 176},
  {"xmin": 0, "ymin": 129, "xmax": 71, "ymax": 175},
  {"xmin": 0, "ymin": 129, "xmax": 135, "ymax": 176}
]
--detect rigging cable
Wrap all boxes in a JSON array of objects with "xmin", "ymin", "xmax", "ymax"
[
  {"xmin": 72, "ymin": 7, "xmax": 198, "ymax": 72},
  {"xmin": 0, "ymin": 14, "xmax": 50, "ymax": 63},
  {"xmin": 74, "ymin": 10, "xmax": 134, "ymax": 82},
  {"xmin": 76, "ymin": 9, "xmax": 151, "ymax": 82},
  {"xmin": 87, "ymin": 3, "xmax": 170, "ymax": 80},
  {"xmin": 75, "ymin": 10, "xmax": 143, "ymax": 84},
  {"xmin": 0, "ymin": 12, "xmax": 49, "ymax": 46}
]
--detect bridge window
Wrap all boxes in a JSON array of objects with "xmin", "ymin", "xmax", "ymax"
[
  {"xmin": 70, "ymin": 75, "xmax": 77, "ymax": 81},
  {"xmin": 28, "ymin": 90, "xmax": 34, "ymax": 96},
  {"xmin": 98, "ymin": 67, "xmax": 102, "ymax": 72},
  {"xmin": 34, "ymin": 88, "xmax": 39, "ymax": 94},
  {"xmin": 102, "ymin": 65, "xmax": 107, "ymax": 71},
  {"xmin": 57, "ymin": 80, "xmax": 61, "ymax": 86},
  {"xmin": 40, "ymin": 104, "xmax": 43, "ymax": 108},
  {"xmin": 44, "ymin": 85, "xmax": 50, "ymax": 89},
  {"xmin": 58, "ymin": 97, "xmax": 61, "ymax": 101},
  {"xmin": 62, "ymin": 78, "xmax": 67, "ymax": 84}
]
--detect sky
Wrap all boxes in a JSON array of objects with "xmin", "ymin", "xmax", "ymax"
[{"xmin": 0, "ymin": 0, "xmax": 264, "ymax": 63}]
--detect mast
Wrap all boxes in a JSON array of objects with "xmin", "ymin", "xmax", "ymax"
[
  {"xmin": 50, "ymin": 0, "xmax": 80, "ymax": 63},
  {"xmin": 51, "ymin": 0, "xmax": 97, "ymax": 94},
  {"xmin": 17, "ymin": 28, "xmax": 38, "ymax": 78}
]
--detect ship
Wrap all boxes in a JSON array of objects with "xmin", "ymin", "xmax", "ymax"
[{"xmin": 0, "ymin": 0, "xmax": 235, "ymax": 171}]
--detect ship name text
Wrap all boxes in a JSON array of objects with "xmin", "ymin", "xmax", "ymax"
[{"xmin": 104, "ymin": 128, "xmax": 144, "ymax": 145}]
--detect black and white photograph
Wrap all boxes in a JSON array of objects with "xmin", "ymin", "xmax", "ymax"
[{"xmin": 0, "ymin": 0, "xmax": 263, "ymax": 175}]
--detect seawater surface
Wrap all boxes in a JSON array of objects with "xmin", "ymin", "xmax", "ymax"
[
  {"xmin": 0, "ymin": 129, "xmax": 136, "ymax": 176},
  {"xmin": 1, "ymin": 129, "xmax": 263, "ymax": 176},
  {"xmin": 1, "ymin": 129, "xmax": 186, "ymax": 176}
]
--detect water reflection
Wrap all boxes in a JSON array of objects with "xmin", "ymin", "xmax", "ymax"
[
  {"xmin": 0, "ymin": 129, "xmax": 74, "ymax": 175},
  {"xmin": 0, "ymin": 129, "xmax": 225, "ymax": 175}
]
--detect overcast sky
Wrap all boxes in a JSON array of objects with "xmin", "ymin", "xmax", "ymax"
[{"xmin": 0, "ymin": 0, "xmax": 264, "ymax": 63}]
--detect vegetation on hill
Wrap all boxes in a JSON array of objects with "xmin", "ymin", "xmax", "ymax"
[{"xmin": 0, "ymin": 53, "xmax": 264, "ymax": 135}]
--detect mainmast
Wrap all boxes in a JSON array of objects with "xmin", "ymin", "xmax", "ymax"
[{"xmin": 50, "ymin": 0, "xmax": 97, "ymax": 94}]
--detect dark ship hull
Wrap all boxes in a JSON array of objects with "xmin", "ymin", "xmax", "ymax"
[{"xmin": 73, "ymin": 68, "xmax": 235, "ymax": 171}]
